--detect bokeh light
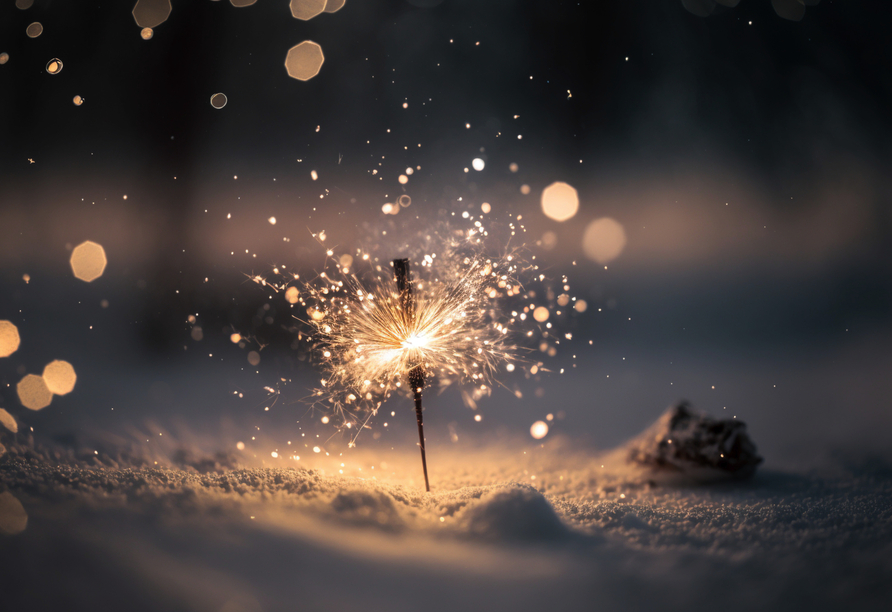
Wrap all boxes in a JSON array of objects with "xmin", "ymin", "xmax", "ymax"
[
  {"xmin": 0, "ymin": 321, "xmax": 21, "ymax": 358},
  {"xmin": 17, "ymin": 374, "xmax": 53, "ymax": 411},
  {"xmin": 290, "ymin": 0, "xmax": 326, "ymax": 21},
  {"xmin": 772, "ymin": 0, "xmax": 807, "ymax": 21},
  {"xmin": 16, "ymin": 0, "xmax": 35, "ymax": 9},
  {"xmin": 472, "ymin": 158, "xmax": 485, "ymax": 171},
  {"xmin": 26, "ymin": 22, "xmax": 43, "ymax": 38},
  {"xmin": 324, "ymin": 0, "xmax": 347, "ymax": 13},
  {"xmin": 43, "ymin": 360, "xmax": 77, "ymax": 395},
  {"xmin": 230, "ymin": 0, "xmax": 257, "ymax": 6},
  {"xmin": 285, "ymin": 41, "xmax": 325, "ymax": 81},
  {"xmin": 0, "ymin": 53, "xmax": 9, "ymax": 65},
  {"xmin": 540, "ymin": 181, "xmax": 579, "ymax": 222},
  {"xmin": 210, "ymin": 93, "xmax": 228, "ymax": 109},
  {"xmin": 70, "ymin": 241, "xmax": 107, "ymax": 282},
  {"xmin": 0, "ymin": 492, "xmax": 27, "ymax": 536},
  {"xmin": 530, "ymin": 420, "xmax": 549, "ymax": 440},
  {"xmin": 582, "ymin": 217, "xmax": 626, "ymax": 264},
  {"xmin": 533, "ymin": 306, "xmax": 550, "ymax": 323},
  {"xmin": 285, "ymin": 287, "xmax": 300, "ymax": 304},
  {"xmin": 0, "ymin": 408, "xmax": 17, "ymax": 434},
  {"xmin": 574, "ymin": 300, "xmax": 588, "ymax": 313},
  {"xmin": 132, "ymin": 0, "xmax": 172, "ymax": 29},
  {"xmin": 140, "ymin": 27, "xmax": 154, "ymax": 40},
  {"xmin": 247, "ymin": 351, "xmax": 261, "ymax": 366},
  {"xmin": 73, "ymin": 95, "xmax": 84, "ymax": 106},
  {"xmin": 46, "ymin": 59, "xmax": 63, "ymax": 75}
]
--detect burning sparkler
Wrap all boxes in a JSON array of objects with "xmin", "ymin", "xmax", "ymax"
[
  {"xmin": 253, "ymin": 214, "xmax": 579, "ymax": 489},
  {"xmin": 392, "ymin": 258, "xmax": 429, "ymax": 491}
]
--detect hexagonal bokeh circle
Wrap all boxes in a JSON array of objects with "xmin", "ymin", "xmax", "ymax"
[
  {"xmin": 285, "ymin": 41, "xmax": 324, "ymax": 81},
  {"xmin": 290, "ymin": 0, "xmax": 327, "ymax": 21},
  {"xmin": 132, "ymin": 0, "xmax": 172, "ymax": 29},
  {"xmin": 70, "ymin": 240, "xmax": 107, "ymax": 282}
]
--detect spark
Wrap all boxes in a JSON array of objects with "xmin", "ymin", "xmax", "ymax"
[{"xmin": 251, "ymin": 216, "xmax": 581, "ymax": 445}]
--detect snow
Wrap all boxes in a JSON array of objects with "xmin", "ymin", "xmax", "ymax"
[{"xmin": 2, "ymin": 419, "xmax": 891, "ymax": 612}]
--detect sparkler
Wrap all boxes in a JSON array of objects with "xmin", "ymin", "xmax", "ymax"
[
  {"xmin": 253, "ymin": 215, "xmax": 578, "ymax": 489},
  {"xmin": 392, "ymin": 258, "xmax": 430, "ymax": 491}
]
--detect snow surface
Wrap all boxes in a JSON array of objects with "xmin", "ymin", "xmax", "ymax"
[{"xmin": 2, "ymin": 425, "xmax": 891, "ymax": 612}]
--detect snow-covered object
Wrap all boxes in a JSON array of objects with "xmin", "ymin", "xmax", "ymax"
[{"xmin": 627, "ymin": 402, "xmax": 762, "ymax": 480}]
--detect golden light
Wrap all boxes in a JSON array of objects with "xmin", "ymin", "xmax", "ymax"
[
  {"xmin": 17, "ymin": 374, "xmax": 53, "ymax": 411},
  {"xmin": 70, "ymin": 240, "xmax": 107, "ymax": 282},
  {"xmin": 530, "ymin": 420, "xmax": 549, "ymax": 440},
  {"xmin": 0, "ymin": 321, "xmax": 21, "ymax": 358},
  {"xmin": 230, "ymin": 333, "xmax": 242, "ymax": 343},
  {"xmin": 290, "ymin": 0, "xmax": 326, "ymax": 20},
  {"xmin": 0, "ymin": 492, "xmax": 28, "ymax": 536},
  {"xmin": 574, "ymin": 299, "xmax": 588, "ymax": 313},
  {"xmin": 481, "ymin": 202, "xmax": 491, "ymax": 214},
  {"xmin": 324, "ymin": 0, "xmax": 347, "ymax": 13},
  {"xmin": 230, "ymin": 0, "xmax": 257, "ymax": 6},
  {"xmin": 140, "ymin": 27, "xmax": 154, "ymax": 40},
  {"xmin": 472, "ymin": 158, "xmax": 485, "ymax": 171},
  {"xmin": 26, "ymin": 22, "xmax": 43, "ymax": 38},
  {"xmin": 46, "ymin": 58, "xmax": 63, "ymax": 75},
  {"xmin": 285, "ymin": 41, "xmax": 324, "ymax": 81},
  {"xmin": 520, "ymin": 184, "xmax": 531, "ymax": 195},
  {"xmin": 247, "ymin": 351, "xmax": 261, "ymax": 366},
  {"xmin": 285, "ymin": 286, "xmax": 300, "ymax": 304},
  {"xmin": 210, "ymin": 93, "xmax": 228, "ymax": 109},
  {"xmin": 533, "ymin": 306, "xmax": 550, "ymax": 323},
  {"xmin": 540, "ymin": 231, "xmax": 557, "ymax": 250},
  {"xmin": 509, "ymin": 162, "xmax": 518, "ymax": 173},
  {"xmin": 582, "ymin": 217, "xmax": 626, "ymax": 264},
  {"xmin": 0, "ymin": 408, "xmax": 17, "ymax": 434},
  {"xmin": 0, "ymin": 53, "xmax": 9, "ymax": 65},
  {"xmin": 42, "ymin": 360, "xmax": 77, "ymax": 395},
  {"xmin": 16, "ymin": 0, "xmax": 35, "ymax": 9},
  {"xmin": 132, "ymin": 0, "xmax": 172, "ymax": 29},
  {"xmin": 541, "ymin": 181, "xmax": 579, "ymax": 222},
  {"xmin": 73, "ymin": 95, "xmax": 84, "ymax": 106},
  {"xmin": 398, "ymin": 174, "xmax": 409, "ymax": 184}
]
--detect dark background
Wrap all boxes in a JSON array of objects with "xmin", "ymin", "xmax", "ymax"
[{"xmin": 1, "ymin": 0, "xmax": 890, "ymax": 464}]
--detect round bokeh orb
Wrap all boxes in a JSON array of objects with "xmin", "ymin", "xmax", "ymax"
[
  {"xmin": 70, "ymin": 240, "xmax": 107, "ymax": 282},
  {"xmin": 210, "ymin": 93, "xmax": 228, "ymax": 109},
  {"xmin": 582, "ymin": 217, "xmax": 626, "ymax": 264},
  {"xmin": 46, "ymin": 58, "xmax": 63, "ymax": 75},
  {"xmin": 540, "ymin": 181, "xmax": 579, "ymax": 222},
  {"xmin": 0, "ymin": 321, "xmax": 21, "ymax": 358},
  {"xmin": 43, "ymin": 360, "xmax": 77, "ymax": 395},
  {"xmin": 17, "ymin": 374, "xmax": 53, "ymax": 411}
]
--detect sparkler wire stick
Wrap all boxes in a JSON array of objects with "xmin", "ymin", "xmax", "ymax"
[{"xmin": 393, "ymin": 258, "xmax": 430, "ymax": 492}]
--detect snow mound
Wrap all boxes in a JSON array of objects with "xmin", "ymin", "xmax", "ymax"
[
  {"xmin": 457, "ymin": 485, "xmax": 570, "ymax": 543},
  {"xmin": 329, "ymin": 488, "xmax": 406, "ymax": 531}
]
